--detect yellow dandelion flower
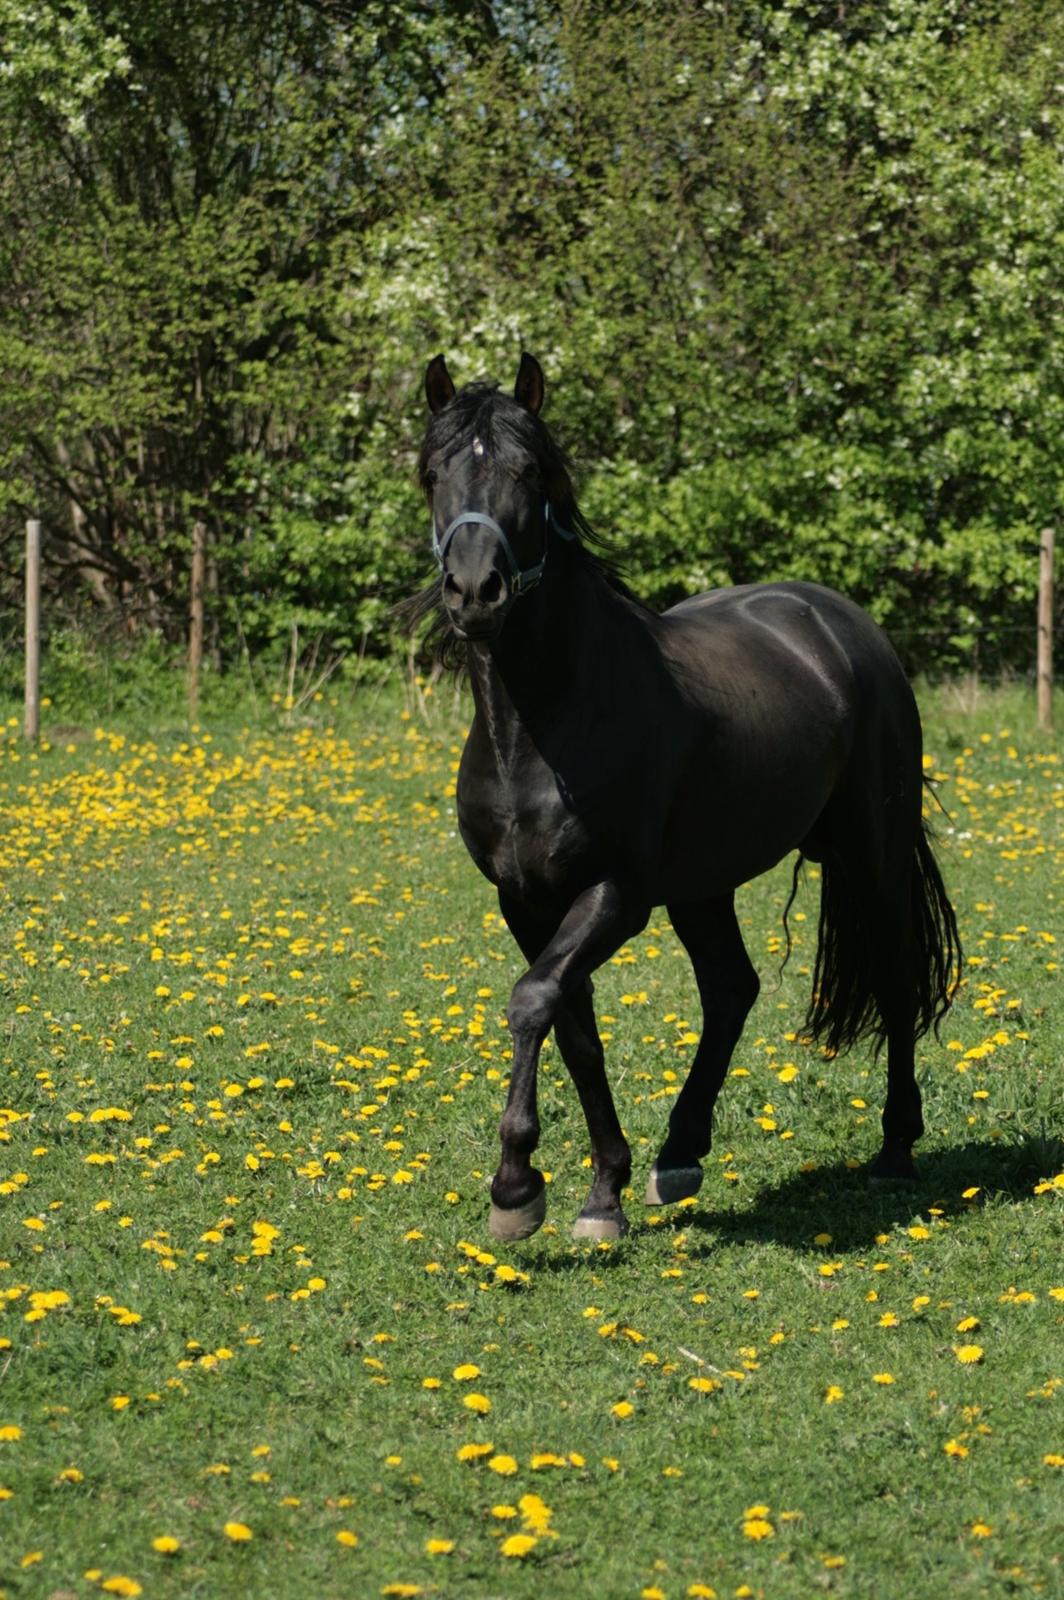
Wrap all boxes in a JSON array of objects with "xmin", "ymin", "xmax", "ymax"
[
  {"xmin": 452, "ymin": 1363, "xmax": 480, "ymax": 1381},
  {"xmin": 462, "ymin": 1392, "xmax": 491, "ymax": 1415},
  {"xmin": 518, "ymin": 1491, "xmax": 552, "ymax": 1531},
  {"xmin": 0, "ymin": 1425, "xmax": 24, "ymax": 1441},
  {"xmin": 491, "ymin": 1504, "xmax": 518, "ymax": 1519},
  {"xmin": 944, "ymin": 1438, "xmax": 969, "ymax": 1459},
  {"xmin": 223, "ymin": 1521, "xmax": 252, "ymax": 1542},
  {"xmin": 954, "ymin": 1345, "xmax": 984, "ymax": 1364},
  {"xmin": 611, "ymin": 1400, "xmax": 634, "ymax": 1418},
  {"xmin": 688, "ymin": 1585, "xmax": 718, "ymax": 1598},
  {"xmin": 1043, "ymin": 1453, "xmax": 1064, "ymax": 1468},
  {"xmin": 970, "ymin": 1522, "xmax": 993, "ymax": 1538},
  {"xmin": 872, "ymin": 1372, "xmax": 895, "ymax": 1384},
  {"xmin": 500, "ymin": 1533, "xmax": 536, "ymax": 1558},
  {"xmin": 488, "ymin": 1454, "xmax": 518, "ymax": 1475},
  {"xmin": 742, "ymin": 1518, "xmax": 774, "ymax": 1540},
  {"xmin": 456, "ymin": 1441, "xmax": 493, "ymax": 1461},
  {"xmin": 382, "ymin": 1586, "xmax": 423, "ymax": 1598},
  {"xmin": 152, "ymin": 1536, "xmax": 180, "ymax": 1554},
  {"xmin": 425, "ymin": 1539, "xmax": 454, "ymax": 1555},
  {"xmin": 688, "ymin": 1376, "xmax": 721, "ymax": 1394},
  {"xmin": 824, "ymin": 1385, "xmax": 845, "ymax": 1404},
  {"xmin": 101, "ymin": 1579, "xmax": 141, "ymax": 1597},
  {"xmin": 336, "ymin": 1530, "xmax": 359, "ymax": 1548}
]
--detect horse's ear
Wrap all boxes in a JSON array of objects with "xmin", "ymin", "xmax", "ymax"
[
  {"xmin": 514, "ymin": 352, "xmax": 544, "ymax": 415},
  {"xmin": 425, "ymin": 354, "xmax": 456, "ymax": 414}
]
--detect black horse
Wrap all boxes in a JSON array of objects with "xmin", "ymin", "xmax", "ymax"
[{"xmin": 412, "ymin": 352, "xmax": 960, "ymax": 1243}]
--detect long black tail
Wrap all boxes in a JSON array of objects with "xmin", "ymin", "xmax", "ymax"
[{"xmin": 806, "ymin": 823, "xmax": 962, "ymax": 1058}]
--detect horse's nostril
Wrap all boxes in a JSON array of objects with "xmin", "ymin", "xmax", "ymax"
[
  {"xmin": 479, "ymin": 570, "xmax": 503, "ymax": 606},
  {"xmin": 443, "ymin": 572, "xmax": 462, "ymax": 598}
]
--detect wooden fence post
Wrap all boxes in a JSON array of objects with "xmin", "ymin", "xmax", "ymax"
[
  {"xmin": 24, "ymin": 519, "xmax": 41, "ymax": 743},
  {"xmin": 188, "ymin": 520, "xmax": 206, "ymax": 720},
  {"xmin": 1038, "ymin": 527, "xmax": 1054, "ymax": 731}
]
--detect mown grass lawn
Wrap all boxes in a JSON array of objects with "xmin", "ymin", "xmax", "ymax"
[{"xmin": 0, "ymin": 682, "xmax": 1060, "ymax": 1600}]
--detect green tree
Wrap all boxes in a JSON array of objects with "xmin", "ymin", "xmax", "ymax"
[{"xmin": 1, "ymin": 0, "xmax": 1060, "ymax": 683}]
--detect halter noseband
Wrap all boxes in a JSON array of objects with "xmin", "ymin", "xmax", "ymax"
[{"xmin": 432, "ymin": 501, "xmax": 576, "ymax": 597}]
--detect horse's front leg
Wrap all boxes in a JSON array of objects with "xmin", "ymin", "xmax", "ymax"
[{"xmin": 490, "ymin": 880, "xmax": 648, "ymax": 1242}]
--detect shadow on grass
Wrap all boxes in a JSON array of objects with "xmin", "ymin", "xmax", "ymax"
[
  {"xmin": 536, "ymin": 1136, "xmax": 1058, "ymax": 1271},
  {"xmin": 668, "ymin": 1136, "xmax": 1057, "ymax": 1258}
]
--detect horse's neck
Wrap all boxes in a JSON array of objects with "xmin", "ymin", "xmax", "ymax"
[{"xmin": 467, "ymin": 560, "xmax": 642, "ymax": 759}]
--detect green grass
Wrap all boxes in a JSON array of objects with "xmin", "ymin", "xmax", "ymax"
[{"xmin": 0, "ymin": 682, "xmax": 1060, "ymax": 1600}]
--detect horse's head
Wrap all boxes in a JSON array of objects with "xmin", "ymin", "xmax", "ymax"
[{"xmin": 420, "ymin": 353, "xmax": 575, "ymax": 643}]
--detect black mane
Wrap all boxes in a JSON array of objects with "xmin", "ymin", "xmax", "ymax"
[{"xmin": 402, "ymin": 381, "xmax": 635, "ymax": 667}]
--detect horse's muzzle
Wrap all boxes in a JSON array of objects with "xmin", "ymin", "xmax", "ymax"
[{"xmin": 442, "ymin": 563, "xmax": 510, "ymax": 640}]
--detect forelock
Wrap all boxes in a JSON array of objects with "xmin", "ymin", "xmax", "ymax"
[{"xmin": 419, "ymin": 382, "xmax": 556, "ymax": 484}]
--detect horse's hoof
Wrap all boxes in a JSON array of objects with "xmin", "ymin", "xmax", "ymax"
[
  {"xmin": 488, "ymin": 1189, "xmax": 546, "ymax": 1241},
  {"xmin": 572, "ymin": 1209, "xmax": 629, "ymax": 1242},
  {"xmin": 868, "ymin": 1147, "xmax": 918, "ymax": 1185},
  {"xmin": 868, "ymin": 1164, "xmax": 918, "ymax": 1187},
  {"xmin": 645, "ymin": 1163, "xmax": 703, "ymax": 1206}
]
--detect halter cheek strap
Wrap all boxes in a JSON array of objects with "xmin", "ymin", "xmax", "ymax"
[{"xmin": 431, "ymin": 501, "xmax": 576, "ymax": 597}]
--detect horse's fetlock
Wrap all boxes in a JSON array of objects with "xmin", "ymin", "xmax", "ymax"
[{"xmin": 499, "ymin": 1106, "xmax": 539, "ymax": 1155}]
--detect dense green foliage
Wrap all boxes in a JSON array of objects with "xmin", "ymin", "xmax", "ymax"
[{"xmin": 1, "ymin": 0, "xmax": 1061, "ymax": 677}]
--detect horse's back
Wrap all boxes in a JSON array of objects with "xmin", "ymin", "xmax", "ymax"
[
  {"xmin": 667, "ymin": 577, "xmax": 894, "ymax": 652},
  {"xmin": 663, "ymin": 579, "xmax": 915, "ymax": 724}
]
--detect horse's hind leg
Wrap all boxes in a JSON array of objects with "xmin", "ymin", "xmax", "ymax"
[{"xmin": 648, "ymin": 895, "xmax": 759, "ymax": 1206}]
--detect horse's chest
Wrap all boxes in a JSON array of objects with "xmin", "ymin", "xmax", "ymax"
[{"xmin": 456, "ymin": 763, "xmax": 592, "ymax": 905}]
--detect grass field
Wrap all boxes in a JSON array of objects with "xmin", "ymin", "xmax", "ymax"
[{"xmin": 0, "ymin": 680, "xmax": 1060, "ymax": 1600}]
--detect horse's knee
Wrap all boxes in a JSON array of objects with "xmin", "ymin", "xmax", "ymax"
[{"xmin": 508, "ymin": 971, "xmax": 557, "ymax": 1043}]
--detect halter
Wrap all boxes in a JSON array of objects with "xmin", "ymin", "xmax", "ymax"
[{"xmin": 431, "ymin": 499, "xmax": 576, "ymax": 597}]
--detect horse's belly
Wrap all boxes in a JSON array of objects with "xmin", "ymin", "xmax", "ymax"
[{"xmin": 654, "ymin": 746, "xmax": 842, "ymax": 903}]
